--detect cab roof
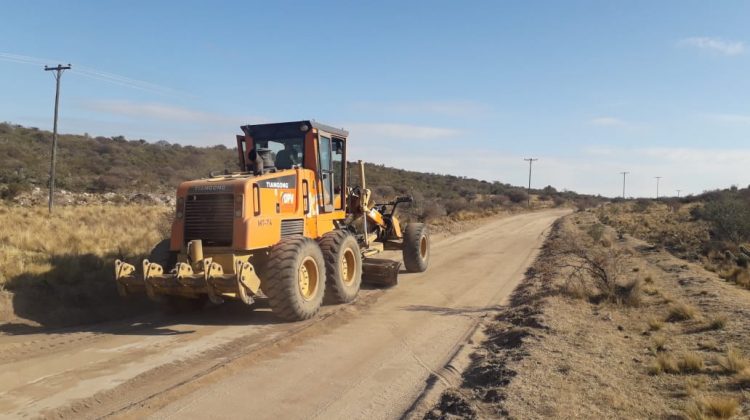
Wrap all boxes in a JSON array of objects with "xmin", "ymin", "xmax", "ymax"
[{"xmin": 240, "ymin": 120, "xmax": 349, "ymax": 139}]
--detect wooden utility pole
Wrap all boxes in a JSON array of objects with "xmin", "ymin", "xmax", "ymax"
[
  {"xmin": 655, "ymin": 176, "xmax": 662, "ymax": 200},
  {"xmin": 676, "ymin": 189, "xmax": 681, "ymax": 198},
  {"xmin": 524, "ymin": 158, "xmax": 538, "ymax": 208},
  {"xmin": 620, "ymin": 171, "xmax": 629, "ymax": 199},
  {"xmin": 44, "ymin": 64, "xmax": 71, "ymax": 213}
]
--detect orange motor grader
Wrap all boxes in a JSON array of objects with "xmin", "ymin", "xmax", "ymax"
[{"xmin": 114, "ymin": 120, "xmax": 430, "ymax": 321}]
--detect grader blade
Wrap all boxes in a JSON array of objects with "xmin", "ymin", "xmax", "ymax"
[{"xmin": 361, "ymin": 258, "xmax": 401, "ymax": 288}]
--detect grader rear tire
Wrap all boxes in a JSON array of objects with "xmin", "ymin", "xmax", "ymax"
[
  {"xmin": 319, "ymin": 230, "xmax": 362, "ymax": 304},
  {"xmin": 403, "ymin": 223, "xmax": 430, "ymax": 272},
  {"xmin": 263, "ymin": 237, "xmax": 326, "ymax": 321}
]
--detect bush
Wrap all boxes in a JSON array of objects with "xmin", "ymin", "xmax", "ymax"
[
  {"xmin": 507, "ymin": 189, "xmax": 528, "ymax": 204},
  {"xmin": 699, "ymin": 197, "xmax": 750, "ymax": 244},
  {"xmin": 421, "ymin": 200, "xmax": 446, "ymax": 221},
  {"xmin": 0, "ymin": 182, "xmax": 28, "ymax": 200},
  {"xmin": 633, "ymin": 198, "xmax": 652, "ymax": 213}
]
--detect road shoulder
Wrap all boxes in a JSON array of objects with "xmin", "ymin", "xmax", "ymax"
[{"xmin": 420, "ymin": 210, "xmax": 750, "ymax": 419}]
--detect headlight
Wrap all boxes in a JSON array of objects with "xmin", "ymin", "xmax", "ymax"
[
  {"xmin": 176, "ymin": 197, "xmax": 185, "ymax": 219},
  {"xmin": 235, "ymin": 194, "xmax": 244, "ymax": 218}
]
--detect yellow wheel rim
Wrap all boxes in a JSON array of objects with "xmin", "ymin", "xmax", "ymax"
[
  {"xmin": 341, "ymin": 248, "xmax": 356, "ymax": 285},
  {"xmin": 298, "ymin": 256, "xmax": 319, "ymax": 301},
  {"xmin": 419, "ymin": 236, "xmax": 428, "ymax": 259}
]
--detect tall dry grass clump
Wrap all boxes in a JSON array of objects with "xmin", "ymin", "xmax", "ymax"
[
  {"xmin": 0, "ymin": 204, "xmax": 171, "ymax": 286},
  {"xmin": 666, "ymin": 302, "xmax": 698, "ymax": 322},
  {"xmin": 0, "ymin": 204, "xmax": 171, "ymax": 325},
  {"xmin": 718, "ymin": 346, "xmax": 749, "ymax": 374},
  {"xmin": 685, "ymin": 395, "xmax": 739, "ymax": 419}
]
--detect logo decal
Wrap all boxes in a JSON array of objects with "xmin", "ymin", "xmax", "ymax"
[
  {"xmin": 188, "ymin": 184, "xmax": 230, "ymax": 193},
  {"xmin": 281, "ymin": 192, "xmax": 295, "ymax": 204},
  {"xmin": 259, "ymin": 175, "xmax": 297, "ymax": 189}
]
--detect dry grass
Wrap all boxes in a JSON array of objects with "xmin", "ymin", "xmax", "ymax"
[
  {"xmin": 648, "ymin": 353, "xmax": 679, "ymax": 375},
  {"xmin": 0, "ymin": 204, "xmax": 171, "ymax": 325},
  {"xmin": 0, "ymin": 204, "xmax": 170, "ymax": 287},
  {"xmin": 685, "ymin": 395, "xmax": 739, "ymax": 419},
  {"xmin": 678, "ymin": 352, "xmax": 705, "ymax": 374},
  {"xmin": 735, "ymin": 368, "xmax": 750, "ymax": 389},
  {"xmin": 697, "ymin": 339, "xmax": 722, "ymax": 353},
  {"xmin": 683, "ymin": 377, "xmax": 708, "ymax": 397},
  {"xmin": 650, "ymin": 335, "xmax": 668, "ymax": 353},
  {"xmin": 667, "ymin": 302, "xmax": 698, "ymax": 322},
  {"xmin": 708, "ymin": 315, "xmax": 728, "ymax": 330},
  {"xmin": 649, "ymin": 351, "xmax": 705, "ymax": 375},
  {"xmin": 720, "ymin": 266, "xmax": 750, "ymax": 289},
  {"xmin": 648, "ymin": 317, "xmax": 664, "ymax": 331},
  {"xmin": 718, "ymin": 347, "xmax": 749, "ymax": 374}
]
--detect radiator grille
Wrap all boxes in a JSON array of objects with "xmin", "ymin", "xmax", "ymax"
[
  {"xmin": 281, "ymin": 219, "xmax": 304, "ymax": 237},
  {"xmin": 184, "ymin": 193, "xmax": 234, "ymax": 246}
]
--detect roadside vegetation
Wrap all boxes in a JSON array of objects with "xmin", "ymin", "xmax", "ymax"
[
  {"xmin": 426, "ymin": 211, "xmax": 750, "ymax": 419},
  {"xmin": 0, "ymin": 205, "xmax": 169, "ymax": 328},
  {"xmin": 598, "ymin": 186, "xmax": 750, "ymax": 294}
]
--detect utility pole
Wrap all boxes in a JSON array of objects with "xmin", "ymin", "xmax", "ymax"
[
  {"xmin": 655, "ymin": 176, "xmax": 662, "ymax": 200},
  {"xmin": 619, "ymin": 171, "xmax": 629, "ymax": 199},
  {"xmin": 676, "ymin": 189, "xmax": 681, "ymax": 198},
  {"xmin": 524, "ymin": 158, "xmax": 538, "ymax": 208},
  {"xmin": 44, "ymin": 64, "xmax": 71, "ymax": 214}
]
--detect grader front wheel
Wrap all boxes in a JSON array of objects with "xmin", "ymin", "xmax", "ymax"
[
  {"xmin": 403, "ymin": 223, "xmax": 430, "ymax": 272},
  {"xmin": 263, "ymin": 237, "xmax": 327, "ymax": 321}
]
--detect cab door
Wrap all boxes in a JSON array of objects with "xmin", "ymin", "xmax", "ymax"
[{"xmin": 318, "ymin": 134, "xmax": 334, "ymax": 213}]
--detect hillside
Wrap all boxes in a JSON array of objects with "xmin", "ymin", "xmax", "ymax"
[{"xmin": 0, "ymin": 122, "xmax": 591, "ymax": 218}]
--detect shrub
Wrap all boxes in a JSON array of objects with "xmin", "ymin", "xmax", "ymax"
[
  {"xmin": 0, "ymin": 182, "xmax": 28, "ymax": 200},
  {"xmin": 633, "ymin": 198, "xmax": 652, "ymax": 213},
  {"xmin": 507, "ymin": 189, "xmax": 528, "ymax": 204},
  {"xmin": 421, "ymin": 200, "xmax": 446, "ymax": 221},
  {"xmin": 699, "ymin": 196, "xmax": 750, "ymax": 244}
]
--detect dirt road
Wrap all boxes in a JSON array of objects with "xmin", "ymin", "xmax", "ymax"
[{"xmin": 0, "ymin": 209, "xmax": 567, "ymax": 419}]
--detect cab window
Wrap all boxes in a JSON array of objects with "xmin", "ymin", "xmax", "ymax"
[
  {"xmin": 332, "ymin": 138, "xmax": 344, "ymax": 210},
  {"xmin": 253, "ymin": 138, "xmax": 303, "ymax": 170},
  {"xmin": 319, "ymin": 135, "xmax": 334, "ymax": 212}
]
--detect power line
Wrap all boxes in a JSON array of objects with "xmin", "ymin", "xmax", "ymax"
[
  {"xmin": 524, "ymin": 158, "xmax": 538, "ymax": 208},
  {"xmin": 619, "ymin": 171, "xmax": 629, "ymax": 199},
  {"xmin": 44, "ymin": 63, "xmax": 71, "ymax": 214}
]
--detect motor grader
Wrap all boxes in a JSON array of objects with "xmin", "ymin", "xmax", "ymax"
[{"xmin": 115, "ymin": 120, "xmax": 430, "ymax": 321}]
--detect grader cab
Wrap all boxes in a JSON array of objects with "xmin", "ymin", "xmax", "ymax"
[{"xmin": 114, "ymin": 120, "xmax": 430, "ymax": 321}]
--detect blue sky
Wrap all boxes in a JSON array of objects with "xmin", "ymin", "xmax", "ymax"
[{"xmin": 2, "ymin": 1, "xmax": 750, "ymax": 197}]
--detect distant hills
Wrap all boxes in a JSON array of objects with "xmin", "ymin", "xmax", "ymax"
[{"xmin": 0, "ymin": 122, "xmax": 587, "ymax": 218}]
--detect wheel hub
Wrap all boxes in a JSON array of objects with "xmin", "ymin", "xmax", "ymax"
[
  {"xmin": 341, "ymin": 249, "xmax": 356, "ymax": 285},
  {"xmin": 298, "ymin": 256, "xmax": 319, "ymax": 300}
]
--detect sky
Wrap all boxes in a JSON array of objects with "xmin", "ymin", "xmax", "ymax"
[{"xmin": 2, "ymin": 1, "xmax": 750, "ymax": 198}]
